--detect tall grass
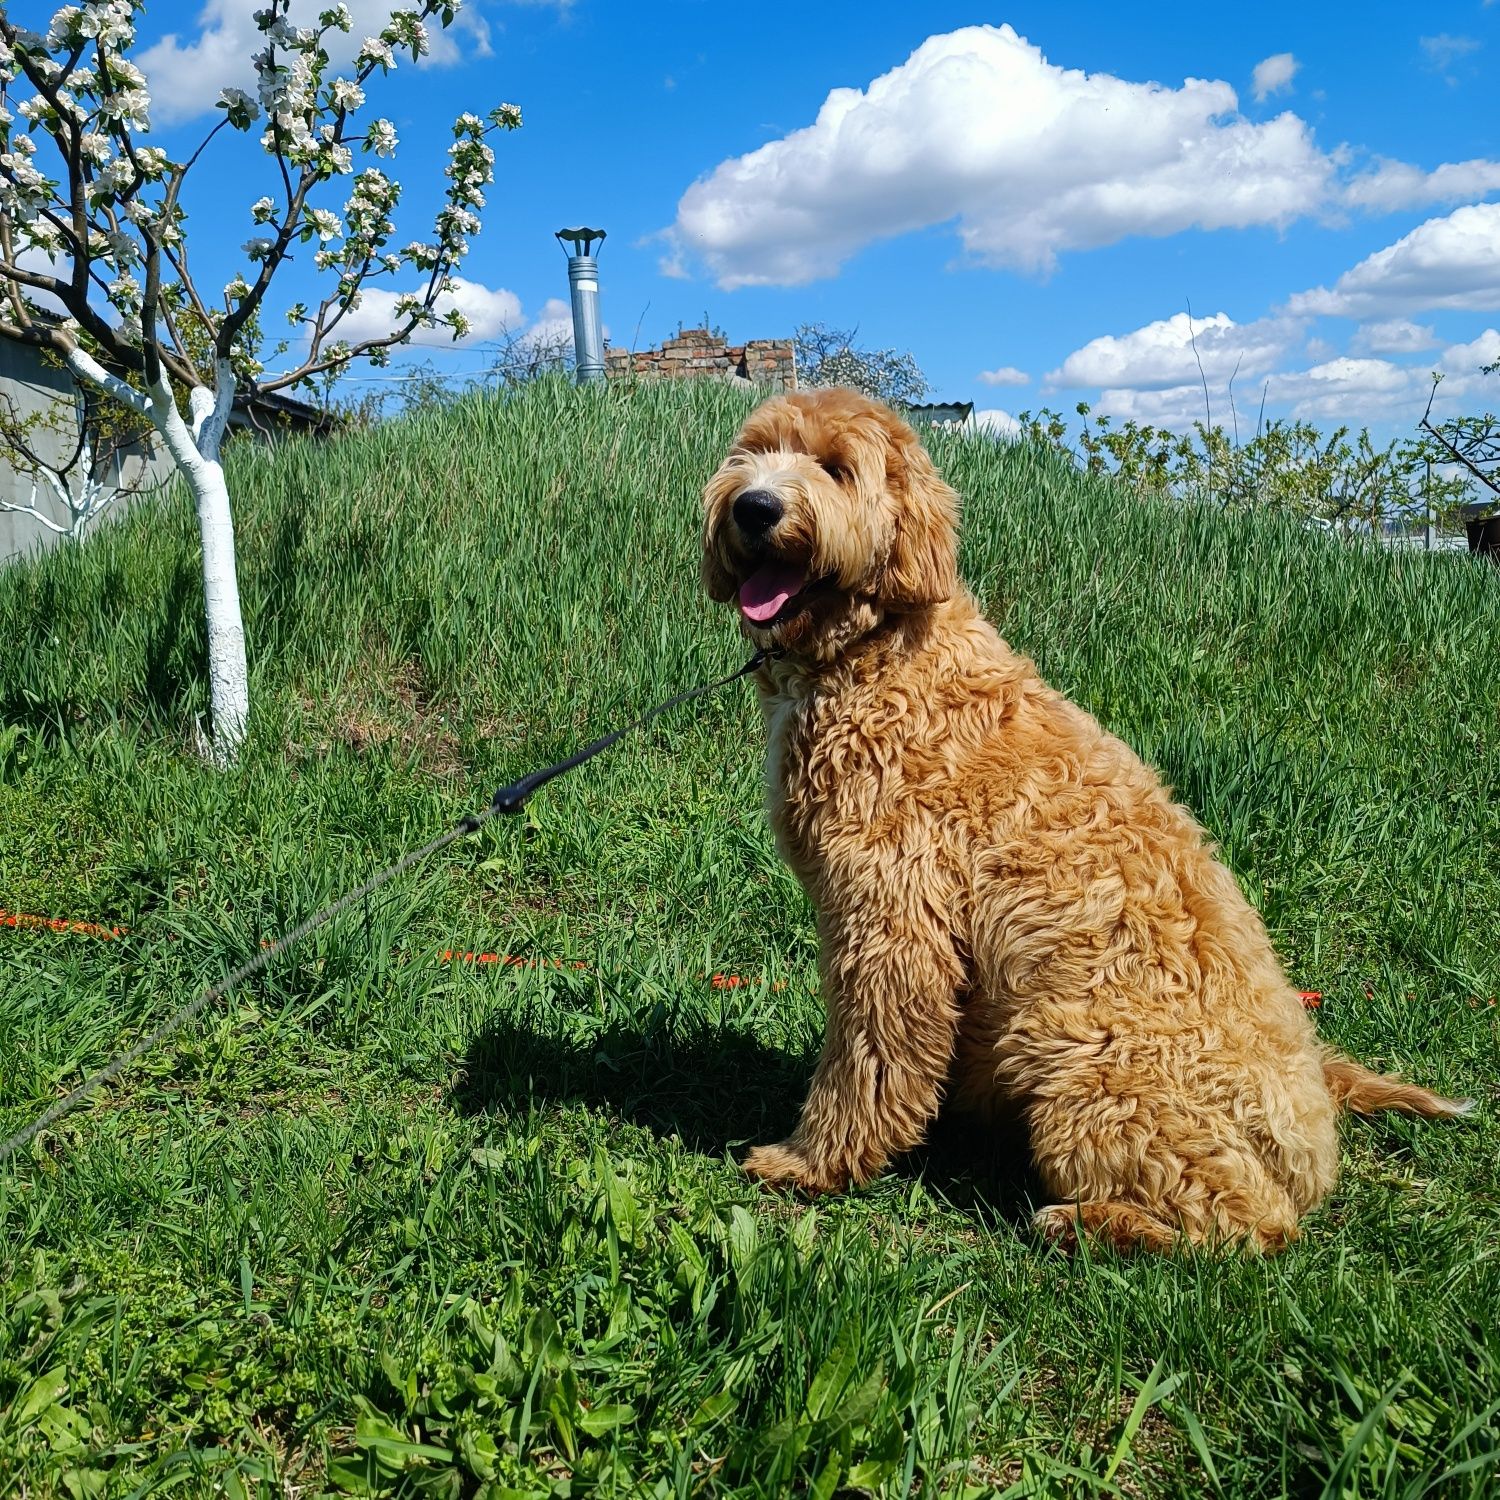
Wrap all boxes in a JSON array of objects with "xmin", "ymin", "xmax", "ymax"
[{"xmin": 0, "ymin": 377, "xmax": 1497, "ymax": 1496}]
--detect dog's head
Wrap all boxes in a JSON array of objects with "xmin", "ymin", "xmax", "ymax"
[{"xmin": 701, "ymin": 388, "xmax": 959, "ymax": 656}]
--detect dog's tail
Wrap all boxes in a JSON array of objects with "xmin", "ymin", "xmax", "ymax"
[{"xmin": 1323, "ymin": 1053, "xmax": 1473, "ymax": 1117}]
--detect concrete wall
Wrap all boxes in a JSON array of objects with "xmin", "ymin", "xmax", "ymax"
[
  {"xmin": 0, "ymin": 336, "xmax": 171, "ymax": 566},
  {"xmin": 605, "ymin": 329, "xmax": 797, "ymax": 391}
]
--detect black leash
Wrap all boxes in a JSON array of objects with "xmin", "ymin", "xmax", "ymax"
[{"xmin": 0, "ymin": 649, "xmax": 775, "ymax": 1166}]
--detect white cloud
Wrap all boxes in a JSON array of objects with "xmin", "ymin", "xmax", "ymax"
[
  {"xmin": 1287, "ymin": 202, "xmax": 1500, "ymax": 318},
  {"xmin": 1093, "ymin": 384, "xmax": 1222, "ymax": 429},
  {"xmin": 9, "ymin": 245, "xmax": 70, "ymax": 316},
  {"xmin": 1352, "ymin": 318, "xmax": 1438, "ymax": 354},
  {"xmin": 1436, "ymin": 328, "xmax": 1500, "ymax": 397},
  {"xmin": 969, "ymin": 408, "xmax": 1022, "ymax": 438},
  {"xmin": 330, "ymin": 275, "xmax": 522, "ymax": 348},
  {"xmin": 664, "ymin": 24, "xmax": 1499, "ymax": 288},
  {"xmin": 1420, "ymin": 33, "xmax": 1481, "ymax": 75},
  {"xmin": 1094, "ymin": 356, "xmax": 1418, "ymax": 430},
  {"xmin": 1267, "ymin": 356, "xmax": 1414, "ymax": 421},
  {"xmin": 1090, "ymin": 329, "xmax": 1498, "ymax": 434},
  {"xmin": 1046, "ymin": 311, "xmax": 1297, "ymax": 391},
  {"xmin": 977, "ymin": 365, "xmax": 1029, "ymax": 387},
  {"xmin": 1343, "ymin": 157, "xmax": 1500, "ymax": 213},
  {"xmin": 515, "ymin": 295, "xmax": 575, "ymax": 352},
  {"xmin": 138, "ymin": 0, "xmax": 492, "ymax": 125},
  {"xmin": 667, "ymin": 24, "xmax": 1338, "ymax": 287},
  {"xmin": 1252, "ymin": 52, "xmax": 1298, "ymax": 102}
]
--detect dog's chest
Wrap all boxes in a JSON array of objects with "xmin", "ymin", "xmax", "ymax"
[{"xmin": 761, "ymin": 680, "xmax": 892, "ymax": 878}]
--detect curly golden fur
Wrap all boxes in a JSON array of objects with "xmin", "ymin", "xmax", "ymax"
[{"xmin": 701, "ymin": 387, "xmax": 1470, "ymax": 1254}]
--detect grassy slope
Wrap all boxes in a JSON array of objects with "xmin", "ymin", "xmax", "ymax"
[{"xmin": 0, "ymin": 377, "xmax": 1497, "ymax": 1498}]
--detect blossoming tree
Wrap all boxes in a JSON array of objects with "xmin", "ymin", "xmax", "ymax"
[
  {"xmin": 0, "ymin": 372, "xmax": 162, "ymax": 539},
  {"xmin": 0, "ymin": 0, "xmax": 519, "ymax": 760}
]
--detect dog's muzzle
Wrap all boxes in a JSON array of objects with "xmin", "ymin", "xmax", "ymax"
[{"xmin": 733, "ymin": 488, "xmax": 783, "ymax": 540}]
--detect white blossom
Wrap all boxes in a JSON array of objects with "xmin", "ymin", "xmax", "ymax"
[
  {"xmin": 107, "ymin": 271, "xmax": 141, "ymax": 311},
  {"xmin": 329, "ymin": 78, "xmax": 364, "ymax": 113},
  {"xmin": 305, "ymin": 207, "xmax": 341, "ymax": 241},
  {"xmin": 1, "ymin": 152, "xmax": 51, "ymax": 222},
  {"xmin": 79, "ymin": 132, "xmax": 111, "ymax": 164},
  {"xmin": 100, "ymin": 88, "xmax": 150, "ymax": 130},
  {"xmin": 46, "ymin": 7, "xmax": 84, "ymax": 49},
  {"xmin": 242, "ymin": 236, "xmax": 275, "ymax": 261},
  {"xmin": 356, "ymin": 36, "xmax": 395, "ymax": 71},
  {"xmin": 251, "ymin": 195, "xmax": 276, "ymax": 224},
  {"xmin": 72, "ymin": 1, "xmax": 134, "ymax": 47},
  {"xmin": 364, "ymin": 118, "xmax": 397, "ymax": 157},
  {"xmin": 263, "ymin": 15, "xmax": 314, "ymax": 48},
  {"xmin": 24, "ymin": 220, "xmax": 64, "ymax": 252},
  {"xmin": 104, "ymin": 58, "xmax": 146, "ymax": 89},
  {"xmin": 382, "ymin": 12, "xmax": 429, "ymax": 58},
  {"xmin": 95, "ymin": 157, "xmax": 135, "ymax": 194},
  {"xmin": 106, "ymin": 229, "xmax": 140, "ymax": 267},
  {"xmin": 219, "ymin": 86, "xmax": 261, "ymax": 127}
]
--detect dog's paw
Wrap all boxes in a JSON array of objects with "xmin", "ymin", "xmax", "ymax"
[
  {"xmin": 742, "ymin": 1142, "xmax": 846, "ymax": 1195},
  {"xmin": 1032, "ymin": 1203, "xmax": 1083, "ymax": 1251}
]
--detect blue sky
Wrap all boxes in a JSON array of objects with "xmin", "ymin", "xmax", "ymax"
[{"xmin": 100, "ymin": 1, "xmax": 1500, "ymax": 436}]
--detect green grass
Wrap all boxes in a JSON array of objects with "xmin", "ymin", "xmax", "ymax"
[{"xmin": 1, "ymin": 376, "xmax": 1497, "ymax": 1498}]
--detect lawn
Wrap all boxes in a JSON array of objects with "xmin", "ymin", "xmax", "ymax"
[{"xmin": 0, "ymin": 377, "xmax": 1497, "ymax": 1498}]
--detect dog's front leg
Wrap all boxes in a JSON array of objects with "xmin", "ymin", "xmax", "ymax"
[{"xmin": 744, "ymin": 903, "xmax": 962, "ymax": 1195}]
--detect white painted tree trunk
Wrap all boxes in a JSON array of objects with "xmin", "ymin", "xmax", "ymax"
[{"xmin": 67, "ymin": 349, "xmax": 249, "ymax": 763}]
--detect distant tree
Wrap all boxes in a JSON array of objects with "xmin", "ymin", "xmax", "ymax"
[
  {"xmin": 486, "ymin": 320, "xmax": 572, "ymax": 387},
  {"xmin": 0, "ymin": 373, "xmax": 161, "ymax": 539},
  {"xmin": 0, "ymin": 1, "xmax": 520, "ymax": 760},
  {"xmin": 1015, "ymin": 401, "xmax": 1475, "ymax": 534},
  {"xmin": 1420, "ymin": 374, "xmax": 1499, "ymax": 520},
  {"xmin": 793, "ymin": 321, "xmax": 930, "ymax": 407}
]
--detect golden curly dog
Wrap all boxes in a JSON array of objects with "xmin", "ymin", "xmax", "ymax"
[{"xmin": 701, "ymin": 386, "xmax": 1470, "ymax": 1254}]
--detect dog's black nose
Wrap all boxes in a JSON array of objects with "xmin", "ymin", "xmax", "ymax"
[{"xmin": 733, "ymin": 488, "xmax": 783, "ymax": 537}]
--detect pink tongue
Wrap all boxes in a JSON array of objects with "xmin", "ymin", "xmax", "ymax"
[{"xmin": 738, "ymin": 560, "xmax": 807, "ymax": 624}]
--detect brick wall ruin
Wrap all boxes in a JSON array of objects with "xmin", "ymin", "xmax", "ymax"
[{"xmin": 604, "ymin": 328, "xmax": 797, "ymax": 391}]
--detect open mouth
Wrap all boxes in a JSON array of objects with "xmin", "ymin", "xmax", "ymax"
[{"xmin": 737, "ymin": 557, "xmax": 811, "ymax": 626}]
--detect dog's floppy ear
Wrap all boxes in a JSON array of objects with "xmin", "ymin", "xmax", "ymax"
[
  {"xmin": 700, "ymin": 466, "xmax": 741, "ymax": 603},
  {"xmin": 701, "ymin": 541, "xmax": 737, "ymax": 604},
  {"xmin": 878, "ymin": 426, "xmax": 959, "ymax": 610}
]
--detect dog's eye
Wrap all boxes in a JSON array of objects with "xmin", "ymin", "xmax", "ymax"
[{"xmin": 820, "ymin": 459, "xmax": 849, "ymax": 483}]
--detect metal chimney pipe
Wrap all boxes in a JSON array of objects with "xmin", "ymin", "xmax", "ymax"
[{"xmin": 555, "ymin": 227, "xmax": 606, "ymax": 385}]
